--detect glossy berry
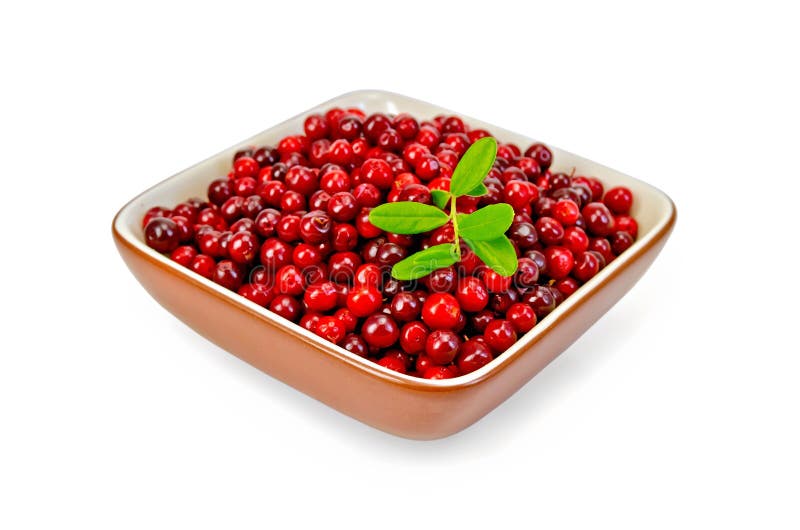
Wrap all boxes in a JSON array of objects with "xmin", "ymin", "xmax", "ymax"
[
  {"xmin": 390, "ymin": 292, "xmax": 421, "ymax": 322},
  {"xmin": 456, "ymin": 339, "xmax": 493, "ymax": 375},
  {"xmin": 228, "ymin": 231, "xmax": 259, "ymax": 264},
  {"xmin": 603, "ymin": 186, "xmax": 633, "ymax": 215},
  {"xmin": 238, "ymin": 283, "xmax": 274, "ymax": 307},
  {"xmin": 421, "ymin": 293, "xmax": 461, "ymax": 330},
  {"xmin": 455, "ymin": 277, "xmax": 489, "ymax": 313},
  {"xmin": 304, "ymin": 281, "xmax": 339, "ymax": 312},
  {"xmin": 425, "ymin": 330, "xmax": 461, "ymax": 365},
  {"xmin": 361, "ymin": 313, "xmax": 400, "ymax": 348},
  {"xmin": 212, "ymin": 260, "xmax": 244, "ymax": 291},
  {"xmin": 506, "ymin": 303, "xmax": 537, "ymax": 333},
  {"xmin": 269, "ymin": 295, "xmax": 303, "ymax": 322},
  {"xmin": 582, "ymin": 202, "xmax": 615, "ymax": 236},
  {"xmin": 144, "ymin": 217, "xmax": 180, "ymax": 253},
  {"xmin": 347, "ymin": 285, "xmax": 383, "ymax": 317},
  {"xmin": 484, "ymin": 319, "xmax": 517, "ymax": 353},
  {"xmin": 315, "ymin": 316, "xmax": 346, "ymax": 345},
  {"xmin": 399, "ymin": 321, "xmax": 428, "ymax": 354}
]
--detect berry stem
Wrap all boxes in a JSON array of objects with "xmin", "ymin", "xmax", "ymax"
[{"xmin": 450, "ymin": 197, "xmax": 462, "ymax": 261}]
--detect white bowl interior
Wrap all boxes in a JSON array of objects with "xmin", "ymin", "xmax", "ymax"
[{"xmin": 115, "ymin": 89, "xmax": 674, "ymax": 384}]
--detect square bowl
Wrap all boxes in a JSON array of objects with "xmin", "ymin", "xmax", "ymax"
[{"xmin": 113, "ymin": 89, "xmax": 676, "ymax": 440}]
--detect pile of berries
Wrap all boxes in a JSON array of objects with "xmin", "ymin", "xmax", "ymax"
[{"xmin": 142, "ymin": 108, "xmax": 638, "ymax": 379}]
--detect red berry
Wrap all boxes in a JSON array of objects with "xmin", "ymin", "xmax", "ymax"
[
  {"xmin": 399, "ymin": 321, "xmax": 428, "ymax": 354},
  {"xmin": 170, "ymin": 245, "xmax": 197, "ymax": 267},
  {"xmin": 603, "ymin": 186, "xmax": 633, "ymax": 215},
  {"xmin": 425, "ymin": 330, "xmax": 461, "ymax": 365},
  {"xmin": 190, "ymin": 254, "xmax": 215, "ymax": 279},
  {"xmin": 361, "ymin": 313, "xmax": 400, "ymax": 348},
  {"xmin": 346, "ymin": 285, "xmax": 383, "ymax": 317},
  {"xmin": 552, "ymin": 199, "xmax": 581, "ymax": 226},
  {"xmin": 455, "ymin": 277, "xmax": 489, "ymax": 313},
  {"xmin": 482, "ymin": 269, "xmax": 512, "ymax": 293},
  {"xmin": 314, "ymin": 316, "xmax": 346, "ymax": 345},
  {"xmin": 582, "ymin": 202, "xmax": 615, "ymax": 236},
  {"xmin": 228, "ymin": 231, "xmax": 259, "ymax": 264},
  {"xmin": 304, "ymin": 281, "xmax": 338, "ymax": 312},
  {"xmin": 421, "ymin": 293, "xmax": 462, "ymax": 330},
  {"xmin": 544, "ymin": 246, "xmax": 574, "ymax": 280},
  {"xmin": 360, "ymin": 159, "xmax": 393, "ymax": 190},
  {"xmin": 506, "ymin": 303, "xmax": 537, "ymax": 333},
  {"xmin": 144, "ymin": 217, "xmax": 180, "ymax": 253},
  {"xmin": 275, "ymin": 265, "xmax": 305, "ymax": 296},
  {"xmin": 456, "ymin": 339, "xmax": 493, "ymax": 374},
  {"xmin": 484, "ymin": 319, "xmax": 517, "ymax": 353},
  {"xmin": 238, "ymin": 283, "xmax": 274, "ymax": 307}
]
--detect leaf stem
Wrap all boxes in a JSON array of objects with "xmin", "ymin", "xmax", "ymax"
[{"xmin": 450, "ymin": 198, "xmax": 461, "ymax": 261}]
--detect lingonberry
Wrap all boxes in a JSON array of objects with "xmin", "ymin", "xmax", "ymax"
[
  {"xmin": 228, "ymin": 231, "xmax": 259, "ymax": 264},
  {"xmin": 421, "ymin": 293, "xmax": 462, "ymax": 330},
  {"xmin": 572, "ymin": 251, "xmax": 600, "ymax": 282},
  {"xmin": 276, "ymin": 214, "xmax": 301, "ymax": 242},
  {"xmin": 260, "ymin": 238, "xmax": 292, "ymax": 272},
  {"xmin": 544, "ymin": 246, "xmax": 574, "ymax": 280},
  {"xmin": 456, "ymin": 339, "xmax": 493, "ymax": 375},
  {"xmin": 212, "ymin": 260, "xmax": 244, "ymax": 291},
  {"xmin": 360, "ymin": 159, "xmax": 394, "ymax": 190},
  {"xmin": 588, "ymin": 237, "xmax": 615, "ymax": 264},
  {"xmin": 315, "ymin": 316, "xmax": 346, "ymax": 345},
  {"xmin": 524, "ymin": 143, "xmax": 553, "ymax": 170},
  {"xmin": 145, "ymin": 217, "xmax": 180, "ymax": 253},
  {"xmin": 346, "ymin": 285, "xmax": 383, "ymax": 317},
  {"xmin": 609, "ymin": 231, "xmax": 635, "ymax": 255},
  {"xmin": 523, "ymin": 285, "xmax": 558, "ymax": 318},
  {"xmin": 614, "ymin": 215, "xmax": 638, "ymax": 238},
  {"xmin": 170, "ymin": 245, "xmax": 197, "ymax": 267},
  {"xmin": 508, "ymin": 222, "xmax": 538, "ymax": 249},
  {"xmin": 425, "ymin": 266, "xmax": 457, "ymax": 293},
  {"xmin": 399, "ymin": 321, "xmax": 428, "ymax": 354},
  {"xmin": 582, "ymin": 202, "xmax": 615, "ymax": 236},
  {"xmin": 482, "ymin": 269, "xmax": 512, "ymax": 293},
  {"xmin": 334, "ymin": 307, "xmax": 358, "ymax": 332},
  {"xmin": 238, "ymin": 283, "xmax": 274, "ymax": 307},
  {"xmin": 280, "ymin": 190, "xmax": 306, "ymax": 213},
  {"xmin": 253, "ymin": 146, "xmax": 280, "ymax": 167},
  {"xmin": 292, "ymin": 243, "xmax": 322, "ymax": 268},
  {"xmin": 233, "ymin": 177, "xmax": 257, "ymax": 197},
  {"xmin": 455, "ymin": 277, "xmax": 489, "ymax": 312},
  {"xmin": 309, "ymin": 190, "xmax": 330, "ymax": 211},
  {"xmin": 506, "ymin": 303, "xmax": 537, "ymax": 333},
  {"xmin": 230, "ymin": 217, "xmax": 255, "ymax": 234},
  {"xmin": 332, "ymin": 223, "xmax": 358, "ymax": 252},
  {"xmin": 535, "ymin": 217, "xmax": 565, "ymax": 245},
  {"xmin": 207, "ymin": 178, "xmax": 233, "ymax": 206},
  {"xmin": 489, "ymin": 289, "xmax": 519, "ymax": 314},
  {"xmin": 299, "ymin": 210, "xmax": 332, "ymax": 244},
  {"xmin": 554, "ymin": 277, "xmax": 580, "ymax": 297},
  {"xmin": 189, "ymin": 254, "xmax": 215, "ymax": 279},
  {"xmin": 303, "ymin": 114, "xmax": 329, "ymax": 140},
  {"xmin": 377, "ymin": 354, "xmax": 407, "ymax": 374},
  {"xmin": 328, "ymin": 251, "xmax": 361, "ymax": 284},
  {"xmin": 603, "ymin": 186, "xmax": 633, "ymax": 215},
  {"xmin": 300, "ymin": 312, "xmax": 323, "ymax": 332},
  {"xmin": 514, "ymin": 257, "xmax": 539, "ymax": 288},
  {"xmin": 254, "ymin": 208, "xmax": 281, "ymax": 238},
  {"xmin": 354, "ymin": 263, "xmax": 382, "ymax": 288},
  {"xmin": 425, "ymin": 330, "xmax": 461, "ymax": 365},
  {"xmin": 422, "ymin": 366, "xmax": 457, "ymax": 380},
  {"xmin": 362, "ymin": 313, "xmax": 400, "ymax": 349},
  {"xmin": 504, "ymin": 181, "xmax": 537, "ymax": 212},
  {"xmin": 269, "ymin": 295, "xmax": 303, "ymax": 322},
  {"xmin": 484, "ymin": 319, "xmax": 517, "ymax": 353},
  {"xmin": 552, "ymin": 199, "xmax": 580, "ymax": 226},
  {"xmin": 304, "ymin": 281, "xmax": 339, "ymax": 312},
  {"xmin": 275, "ymin": 265, "xmax": 305, "ymax": 296},
  {"xmin": 352, "ymin": 183, "xmax": 381, "ymax": 208},
  {"xmin": 562, "ymin": 226, "xmax": 590, "ymax": 255},
  {"xmin": 342, "ymin": 333, "xmax": 368, "ymax": 357},
  {"xmin": 389, "ymin": 292, "xmax": 421, "ymax": 322}
]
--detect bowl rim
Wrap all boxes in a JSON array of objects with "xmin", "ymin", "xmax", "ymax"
[{"xmin": 112, "ymin": 89, "xmax": 677, "ymax": 392}]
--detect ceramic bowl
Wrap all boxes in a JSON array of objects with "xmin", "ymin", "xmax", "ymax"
[{"xmin": 113, "ymin": 89, "xmax": 676, "ymax": 440}]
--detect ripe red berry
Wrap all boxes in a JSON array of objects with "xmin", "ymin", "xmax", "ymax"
[
  {"xmin": 421, "ymin": 293, "xmax": 462, "ymax": 330},
  {"xmin": 603, "ymin": 186, "xmax": 633, "ymax": 215},
  {"xmin": 456, "ymin": 339, "xmax": 493, "ymax": 374},
  {"xmin": 315, "ymin": 316, "xmax": 346, "ymax": 345},
  {"xmin": 228, "ymin": 231, "xmax": 259, "ymax": 264},
  {"xmin": 425, "ymin": 330, "xmax": 461, "ymax": 365},
  {"xmin": 362, "ymin": 313, "xmax": 400, "ymax": 348},
  {"xmin": 484, "ymin": 319, "xmax": 517, "ymax": 353},
  {"xmin": 304, "ymin": 281, "xmax": 339, "ymax": 312},
  {"xmin": 455, "ymin": 277, "xmax": 489, "ymax": 313},
  {"xmin": 144, "ymin": 217, "xmax": 180, "ymax": 253},
  {"xmin": 544, "ymin": 246, "xmax": 574, "ymax": 280},
  {"xmin": 346, "ymin": 285, "xmax": 383, "ymax": 317},
  {"xmin": 506, "ymin": 303, "xmax": 537, "ymax": 333},
  {"xmin": 399, "ymin": 321, "xmax": 429, "ymax": 354}
]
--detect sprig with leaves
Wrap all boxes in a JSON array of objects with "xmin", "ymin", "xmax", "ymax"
[{"xmin": 368, "ymin": 137, "xmax": 518, "ymax": 281}]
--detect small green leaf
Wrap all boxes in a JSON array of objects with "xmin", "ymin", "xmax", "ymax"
[
  {"xmin": 464, "ymin": 236, "xmax": 518, "ymax": 277},
  {"xmin": 465, "ymin": 183, "xmax": 488, "ymax": 197},
  {"xmin": 457, "ymin": 204, "xmax": 515, "ymax": 241},
  {"xmin": 369, "ymin": 202, "xmax": 449, "ymax": 234},
  {"xmin": 450, "ymin": 137, "xmax": 497, "ymax": 197},
  {"xmin": 391, "ymin": 244, "xmax": 459, "ymax": 280},
  {"xmin": 430, "ymin": 189, "xmax": 451, "ymax": 210}
]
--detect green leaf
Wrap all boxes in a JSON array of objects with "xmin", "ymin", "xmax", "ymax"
[
  {"xmin": 391, "ymin": 244, "xmax": 459, "ymax": 280},
  {"xmin": 430, "ymin": 189, "xmax": 451, "ymax": 210},
  {"xmin": 450, "ymin": 137, "xmax": 497, "ymax": 197},
  {"xmin": 457, "ymin": 204, "xmax": 515, "ymax": 241},
  {"xmin": 369, "ymin": 202, "xmax": 449, "ymax": 234},
  {"xmin": 465, "ymin": 183, "xmax": 489, "ymax": 197},
  {"xmin": 464, "ymin": 236, "xmax": 518, "ymax": 277}
]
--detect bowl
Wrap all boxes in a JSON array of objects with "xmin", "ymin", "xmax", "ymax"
[{"xmin": 112, "ymin": 89, "xmax": 676, "ymax": 440}]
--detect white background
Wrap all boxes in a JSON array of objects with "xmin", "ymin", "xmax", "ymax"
[{"xmin": 1, "ymin": 1, "xmax": 798, "ymax": 528}]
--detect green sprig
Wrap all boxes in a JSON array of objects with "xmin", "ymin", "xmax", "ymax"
[{"xmin": 369, "ymin": 137, "xmax": 518, "ymax": 281}]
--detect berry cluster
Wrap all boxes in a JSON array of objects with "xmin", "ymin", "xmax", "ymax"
[{"xmin": 142, "ymin": 108, "xmax": 638, "ymax": 379}]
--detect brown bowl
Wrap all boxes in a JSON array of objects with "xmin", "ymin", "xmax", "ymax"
[{"xmin": 113, "ymin": 90, "xmax": 676, "ymax": 440}]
